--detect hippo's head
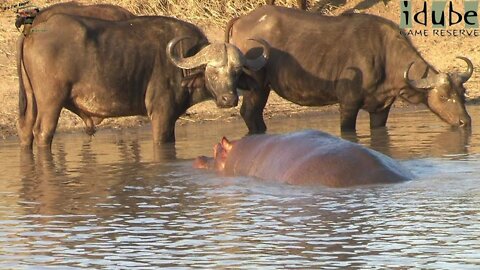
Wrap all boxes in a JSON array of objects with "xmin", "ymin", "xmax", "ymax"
[
  {"xmin": 404, "ymin": 57, "xmax": 473, "ymax": 128},
  {"xmin": 167, "ymin": 37, "xmax": 269, "ymax": 108},
  {"xmin": 193, "ymin": 137, "xmax": 233, "ymax": 172}
]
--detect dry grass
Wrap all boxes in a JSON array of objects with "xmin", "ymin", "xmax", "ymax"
[
  {"xmin": 100, "ymin": 0, "xmax": 299, "ymax": 21},
  {"xmin": 8, "ymin": 0, "xmax": 336, "ymax": 25}
]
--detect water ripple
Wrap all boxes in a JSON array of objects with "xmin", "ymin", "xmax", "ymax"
[{"xmin": 1, "ymin": 108, "xmax": 480, "ymax": 268}]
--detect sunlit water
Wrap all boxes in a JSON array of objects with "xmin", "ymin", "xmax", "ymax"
[{"xmin": 1, "ymin": 105, "xmax": 479, "ymax": 269}]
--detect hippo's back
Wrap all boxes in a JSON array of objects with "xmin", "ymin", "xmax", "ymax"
[
  {"xmin": 288, "ymin": 133, "xmax": 412, "ymax": 186},
  {"xmin": 226, "ymin": 130, "xmax": 413, "ymax": 187}
]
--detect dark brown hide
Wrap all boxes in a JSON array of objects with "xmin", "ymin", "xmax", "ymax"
[
  {"xmin": 18, "ymin": 1, "xmax": 134, "ymax": 29},
  {"xmin": 17, "ymin": 15, "xmax": 255, "ymax": 150},
  {"xmin": 226, "ymin": 6, "xmax": 472, "ymax": 133},
  {"xmin": 17, "ymin": 2, "xmax": 135, "ymax": 143}
]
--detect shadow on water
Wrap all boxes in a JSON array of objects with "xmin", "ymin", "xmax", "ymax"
[
  {"xmin": 1, "ymin": 106, "xmax": 480, "ymax": 268},
  {"xmin": 16, "ymin": 136, "xmax": 178, "ymax": 217},
  {"xmin": 364, "ymin": 126, "xmax": 472, "ymax": 159}
]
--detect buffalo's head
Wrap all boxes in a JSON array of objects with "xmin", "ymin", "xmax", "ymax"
[
  {"xmin": 167, "ymin": 37, "xmax": 269, "ymax": 108},
  {"xmin": 404, "ymin": 57, "xmax": 473, "ymax": 127}
]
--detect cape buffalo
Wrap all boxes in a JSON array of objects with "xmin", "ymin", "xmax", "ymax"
[
  {"xmin": 17, "ymin": 14, "xmax": 268, "ymax": 150},
  {"xmin": 16, "ymin": 2, "xmax": 135, "ymax": 146},
  {"xmin": 15, "ymin": 1, "xmax": 134, "ymax": 34},
  {"xmin": 225, "ymin": 6, "xmax": 473, "ymax": 133}
]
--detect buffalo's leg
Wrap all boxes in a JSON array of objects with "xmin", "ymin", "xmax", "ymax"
[
  {"xmin": 17, "ymin": 92, "xmax": 36, "ymax": 150},
  {"xmin": 339, "ymin": 102, "xmax": 360, "ymax": 131},
  {"xmin": 150, "ymin": 110, "xmax": 176, "ymax": 144},
  {"xmin": 33, "ymin": 105, "xmax": 63, "ymax": 149},
  {"xmin": 17, "ymin": 68, "xmax": 36, "ymax": 150},
  {"xmin": 18, "ymin": 116, "xmax": 35, "ymax": 150},
  {"xmin": 33, "ymin": 85, "xmax": 67, "ymax": 149},
  {"xmin": 146, "ymin": 84, "xmax": 176, "ymax": 143},
  {"xmin": 369, "ymin": 105, "xmax": 391, "ymax": 129},
  {"xmin": 337, "ymin": 75, "xmax": 363, "ymax": 131},
  {"xmin": 240, "ymin": 88, "xmax": 270, "ymax": 134}
]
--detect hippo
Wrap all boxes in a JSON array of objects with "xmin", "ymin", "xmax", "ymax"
[{"xmin": 194, "ymin": 130, "xmax": 413, "ymax": 187}]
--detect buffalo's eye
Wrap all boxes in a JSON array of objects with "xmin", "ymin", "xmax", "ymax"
[{"xmin": 233, "ymin": 66, "xmax": 242, "ymax": 73}]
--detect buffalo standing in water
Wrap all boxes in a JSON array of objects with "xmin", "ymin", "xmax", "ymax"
[
  {"xmin": 226, "ymin": 6, "xmax": 473, "ymax": 133},
  {"xmin": 17, "ymin": 13, "xmax": 269, "ymax": 150},
  {"xmin": 194, "ymin": 130, "xmax": 413, "ymax": 187},
  {"xmin": 16, "ymin": 2, "xmax": 133, "ymax": 148}
]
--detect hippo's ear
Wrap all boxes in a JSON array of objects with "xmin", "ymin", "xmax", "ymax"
[{"xmin": 221, "ymin": 137, "xmax": 233, "ymax": 152}]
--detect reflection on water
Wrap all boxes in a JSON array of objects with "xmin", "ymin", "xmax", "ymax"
[{"xmin": 1, "ymin": 106, "xmax": 480, "ymax": 269}]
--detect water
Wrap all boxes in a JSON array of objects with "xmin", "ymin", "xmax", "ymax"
[{"xmin": 1, "ymin": 105, "xmax": 479, "ymax": 269}]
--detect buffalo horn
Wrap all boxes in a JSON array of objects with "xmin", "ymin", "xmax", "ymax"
[
  {"xmin": 456, "ymin": 56, "xmax": 473, "ymax": 83},
  {"xmin": 244, "ymin": 38, "xmax": 270, "ymax": 71},
  {"xmin": 404, "ymin": 62, "xmax": 435, "ymax": 90},
  {"xmin": 167, "ymin": 36, "xmax": 228, "ymax": 69}
]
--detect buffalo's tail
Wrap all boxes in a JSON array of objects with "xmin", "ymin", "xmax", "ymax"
[
  {"xmin": 17, "ymin": 35, "xmax": 27, "ymax": 117},
  {"xmin": 17, "ymin": 33, "xmax": 36, "ymax": 149}
]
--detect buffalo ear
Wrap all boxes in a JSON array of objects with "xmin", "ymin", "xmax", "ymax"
[
  {"xmin": 221, "ymin": 137, "xmax": 233, "ymax": 152},
  {"xmin": 399, "ymin": 89, "xmax": 426, "ymax": 104},
  {"xmin": 181, "ymin": 71, "xmax": 205, "ymax": 89}
]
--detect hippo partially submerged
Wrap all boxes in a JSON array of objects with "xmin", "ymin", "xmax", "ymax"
[{"xmin": 194, "ymin": 130, "xmax": 413, "ymax": 187}]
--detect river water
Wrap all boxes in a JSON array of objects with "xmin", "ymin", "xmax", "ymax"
[{"xmin": 1, "ymin": 105, "xmax": 479, "ymax": 269}]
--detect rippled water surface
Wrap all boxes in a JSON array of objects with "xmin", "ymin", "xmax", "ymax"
[{"xmin": 1, "ymin": 106, "xmax": 480, "ymax": 269}]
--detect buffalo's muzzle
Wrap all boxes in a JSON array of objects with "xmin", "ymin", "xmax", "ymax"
[{"xmin": 217, "ymin": 94, "xmax": 238, "ymax": 108}]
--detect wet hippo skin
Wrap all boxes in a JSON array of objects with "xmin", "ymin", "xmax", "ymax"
[{"xmin": 194, "ymin": 130, "xmax": 413, "ymax": 187}]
